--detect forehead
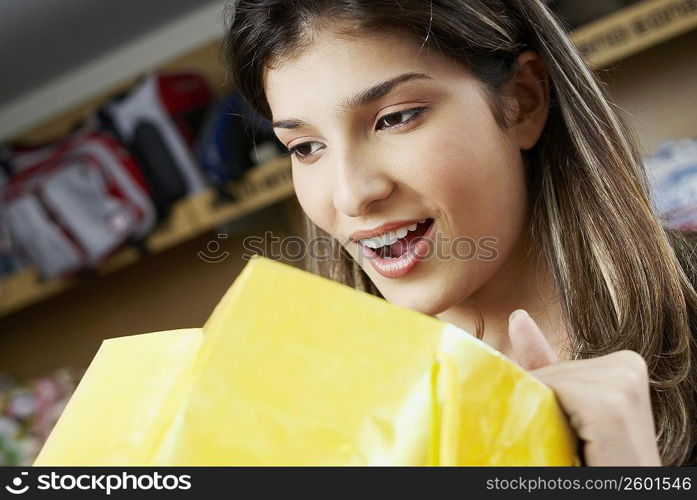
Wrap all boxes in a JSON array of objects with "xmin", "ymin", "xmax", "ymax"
[{"xmin": 264, "ymin": 30, "xmax": 465, "ymax": 119}]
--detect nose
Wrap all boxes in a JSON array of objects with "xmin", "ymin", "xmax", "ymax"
[{"xmin": 332, "ymin": 149, "xmax": 394, "ymax": 217}]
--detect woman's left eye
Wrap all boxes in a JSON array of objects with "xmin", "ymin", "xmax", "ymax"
[{"xmin": 375, "ymin": 107, "xmax": 426, "ymax": 131}]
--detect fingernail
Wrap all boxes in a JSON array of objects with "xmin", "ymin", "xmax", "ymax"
[{"xmin": 509, "ymin": 309, "xmax": 528, "ymax": 323}]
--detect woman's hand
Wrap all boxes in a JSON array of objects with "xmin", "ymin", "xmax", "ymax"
[{"xmin": 507, "ymin": 309, "xmax": 662, "ymax": 466}]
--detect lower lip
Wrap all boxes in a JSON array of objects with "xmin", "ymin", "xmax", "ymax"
[{"xmin": 359, "ymin": 220, "xmax": 435, "ymax": 279}]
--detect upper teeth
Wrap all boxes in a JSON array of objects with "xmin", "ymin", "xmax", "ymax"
[{"xmin": 360, "ymin": 222, "xmax": 424, "ymax": 249}]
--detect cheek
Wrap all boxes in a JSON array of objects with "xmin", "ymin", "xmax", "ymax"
[
  {"xmin": 292, "ymin": 166, "xmax": 336, "ymax": 236},
  {"xmin": 400, "ymin": 108, "xmax": 527, "ymax": 244}
]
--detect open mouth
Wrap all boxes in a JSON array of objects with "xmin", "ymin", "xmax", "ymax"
[
  {"xmin": 360, "ymin": 218, "xmax": 434, "ymax": 259},
  {"xmin": 356, "ymin": 218, "xmax": 435, "ymax": 279}
]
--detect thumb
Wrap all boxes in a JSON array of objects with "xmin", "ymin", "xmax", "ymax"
[{"xmin": 508, "ymin": 309, "xmax": 558, "ymax": 370}]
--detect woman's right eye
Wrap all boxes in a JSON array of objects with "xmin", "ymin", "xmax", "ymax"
[{"xmin": 288, "ymin": 141, "xmax": 325, "ymax": 162}]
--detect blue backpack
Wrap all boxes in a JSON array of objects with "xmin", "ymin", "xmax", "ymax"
[{"xmin": 195, "ymin": 92, "xmax": 285, "ymax": 189}]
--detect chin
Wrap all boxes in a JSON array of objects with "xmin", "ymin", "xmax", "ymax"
[{"xmin": 377, "ymin": 285, "xmax": 453, "ymax": 318}]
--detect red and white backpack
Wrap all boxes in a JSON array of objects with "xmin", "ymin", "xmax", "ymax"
[{"xmin": 0, "ymin": 128, "xmax": 156, "ymax": 278}]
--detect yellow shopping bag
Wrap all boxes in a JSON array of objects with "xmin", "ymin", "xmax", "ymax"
[{"xmin": 35, "ymin": 257, "xmax": 577, "ymax": 465}]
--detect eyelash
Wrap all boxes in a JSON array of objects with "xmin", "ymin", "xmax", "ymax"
[{"xmin": 287, "ymin": 107, "xmax": 427, "ymax": 163}]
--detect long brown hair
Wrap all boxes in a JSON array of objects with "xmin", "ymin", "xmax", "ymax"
[{"xmin": 223, "ymin": 0, "xmax": 697, "ymax": 465}]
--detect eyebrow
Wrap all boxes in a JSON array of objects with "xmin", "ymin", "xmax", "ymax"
[{"xmin": 271, "ymin": 72, "xmax": 432, "ymax": 129}]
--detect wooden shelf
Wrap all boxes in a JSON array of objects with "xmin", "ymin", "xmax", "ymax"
[
  {"xmin": 0, "ymin": 157, "xmax": 293, "ymax": 318},
  {"xmin": 571, "ymin": 0, "xmax": 697, "ymax": 68}
]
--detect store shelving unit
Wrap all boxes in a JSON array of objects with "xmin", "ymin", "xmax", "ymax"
[
  {"xmin": 1, "ymin": 0, "xmax": 696, "ymax": 319},
  {"xmin": 570, "ymin": 0, "xmax": 697, "ymax": 68},
  {"xmin": 0, "ymin": 157, "xmax": 292, "ymax": 317},
  {"xmin": 0, "ymin": 2, "xmax": 225, "ymax": 143}
]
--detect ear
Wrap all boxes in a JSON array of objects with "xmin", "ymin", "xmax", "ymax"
[{"xmin": 507, "ymin": 50, "xmax": 550, "ymax": 151}]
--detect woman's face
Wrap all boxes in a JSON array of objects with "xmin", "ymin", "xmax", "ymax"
[{"xmin": 265, "ymin": 29, "xmax": 543, "ymax": 316}]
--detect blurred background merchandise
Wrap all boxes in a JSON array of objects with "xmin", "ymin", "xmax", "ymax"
[
  {"xmin": 0, "ymin": 368, "xmax": 80, "ymax": 466},
  {"xmin": 0, "ymin": 0, "xmax": 696, "ymax": 464}
]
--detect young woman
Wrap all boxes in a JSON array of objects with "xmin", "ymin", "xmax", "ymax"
[{"xmin": 223, "ymin": 0, "xmax": 697, "ymax": 465}]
